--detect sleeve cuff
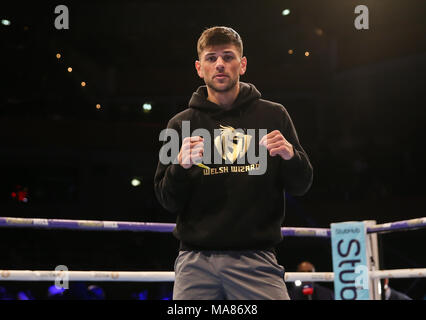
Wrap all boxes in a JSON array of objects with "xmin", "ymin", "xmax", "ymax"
[
  {"xmin": 282, "ymin": 148, "xmax": 303, "ymax": 168},
  {"xmin": 169, "ymin": 163, "xmax": 190, "ymax": 181}
]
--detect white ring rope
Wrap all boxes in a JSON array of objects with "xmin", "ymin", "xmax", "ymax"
[
  {"xmin": 369, "ymin": 269, "xmax": 426, "ymax": 279},
  {"xmin": 0, "ymin": 269, "xmax": 425, "ymax": 282}
]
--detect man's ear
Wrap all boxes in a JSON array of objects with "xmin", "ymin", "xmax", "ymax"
[
  {"xmin": 195, "ymin": 60, "xmax": 203, "ymax": 78},
  {"xmin": 240, "ymin": 56, "xmax": 247, "ymax": 76}
]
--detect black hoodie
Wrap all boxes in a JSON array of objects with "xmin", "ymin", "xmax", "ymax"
[{"xmin": 154, "ymin": 82, "xmax": 313, "ymax": 251}]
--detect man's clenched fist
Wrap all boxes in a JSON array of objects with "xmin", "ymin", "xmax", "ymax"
[
  {"xmin": 259, "ymin": 130, "xmax": 294, "ymax": 160},
  {"xmin": 178, "ymin": 136, "xmax": 204, "ymax": 169}
]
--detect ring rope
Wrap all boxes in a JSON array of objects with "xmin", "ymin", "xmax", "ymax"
[
  {"xmin": 367, "ymin": 217, "xmax": 426, "ymax": 234},
  {"xmin": 0, "ymin": 270, "xmax": 333, "ymax": 282},
  {"xmin": 1, "ymin": 216, "xmax": 424, "ymax": 237},
  {"xmin": 1, "ymin": 269, "xmax": 425, "ymax": 282},
  {"xmin": 0, "ymin": 217, "xmax": 330, "ymax": 237}
]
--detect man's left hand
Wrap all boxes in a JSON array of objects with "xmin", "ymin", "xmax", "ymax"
[{"xmin": 259, "ymin": 130, "xmax": 294, "ymax": 160}]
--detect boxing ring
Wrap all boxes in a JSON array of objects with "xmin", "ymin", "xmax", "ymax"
[{"xmin": 0, "ymin": 216, "xmax": 425, "ymax": 299}]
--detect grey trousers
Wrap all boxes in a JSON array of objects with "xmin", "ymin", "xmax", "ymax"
[{"xmin": 173, "ymin": 250, "xmax": 290, "ymax": 300}]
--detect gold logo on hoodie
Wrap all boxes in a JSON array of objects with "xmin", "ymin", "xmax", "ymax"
[{"xmin": 214, "ymin": 125, "xmax": 252, "ymax": 163}]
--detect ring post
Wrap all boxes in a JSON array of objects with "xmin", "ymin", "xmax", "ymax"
[
  {"xmin": 331, "ymin": 221, "xmax": 370, "ymax": 300},
  {"xmin": 364, "ymin": 220, "xmax": 380, "ymax": 300}
]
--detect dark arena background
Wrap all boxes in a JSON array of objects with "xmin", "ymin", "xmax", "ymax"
[{"xmin": 0, "ymin": 0, "xmax": 425, "ymax": 301}]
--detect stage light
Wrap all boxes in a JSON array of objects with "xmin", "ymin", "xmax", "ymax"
[
  {"xmin": 288, "ymin": 49, "xmax": 294, "ymax": 55},
  {"xmin": 1, "ymin": 19, "xmax": 11, "ymax": 26},
  {"xmin": 56, "ymin": 53, "xmax": 61, "ymax": 59},
  {"xmin": 305, "ymin": 51, "xmax": 310, "ymax": 57},
  {"xmin": 295, "ymin": 280, "xmax": 302, "ymax": 287},
  {"xmin": 143, "ymin": 103, "xmax": 152, "ymax": 113},
  {"xmin": 11, "ymin": 186, "xmax": 29, "ymax": 203},
  {"xmin": 47, "ymin": 285, "xmax": 65, "ymax": 297},
  {"xmin": 96, "ymin": 104, "xmax": 101, "ymax": 110},
  {"xmin": 282, "ymin": 9, "xmax": 290, "ymax": 16},
  {"xmin": 135, "ymin": 290, "xmax": 148, "ymax": 300},
  {"xmin": 131, "ymin": 178, "xmax": 141, "ymax": 187},
  {"xmin": 67, "ymin": 67, "xmax": 72, "ymax": 72},
  {"xmin": 81, "ymin": 81, "xmax": 86, "ymax": 87},
  {"xmin": 315, "ymin": 28, "xmax": 324, "ymax": 36}
]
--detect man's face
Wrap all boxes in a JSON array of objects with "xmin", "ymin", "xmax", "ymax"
[
  {"xmin": 297, "ymin": 262, "xmax": 315, "ymax": 273},
  {"xmin": 195, "ymin": 44, "xmax": 247, "ymax": 93}
]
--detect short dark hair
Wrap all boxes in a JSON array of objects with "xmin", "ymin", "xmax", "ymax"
[{"xmin": 197, "ymin": 26, "xmax": 243, "ymax": 58}]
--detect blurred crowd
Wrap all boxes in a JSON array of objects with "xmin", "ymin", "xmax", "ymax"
[{"xmin": 0, "ymin": 282, "xmax": 173, "ymax": 300}]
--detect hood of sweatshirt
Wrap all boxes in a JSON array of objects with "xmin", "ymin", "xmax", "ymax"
[{"xmin": 188, "ymin": 82, "xmax": 261, "ymax": 118}]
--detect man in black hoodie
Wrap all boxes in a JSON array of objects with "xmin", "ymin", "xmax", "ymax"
[{"xmin": 154, "ymin": 26, "xmax": 313, "ymax": 300}]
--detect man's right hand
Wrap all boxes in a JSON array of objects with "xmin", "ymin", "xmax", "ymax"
[{"xmin": 178, "ymin": 136, "xmax": 204, "ymax": 169}]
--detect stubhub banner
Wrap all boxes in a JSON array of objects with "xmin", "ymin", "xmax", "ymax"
[{"xmin": 331, "ymin": 221, "xmax": 370, "ymax": 300}]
